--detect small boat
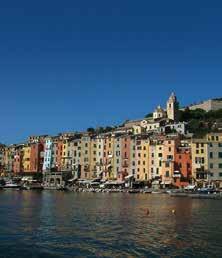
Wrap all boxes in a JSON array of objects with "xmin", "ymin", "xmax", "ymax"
[
  {"xmin": 43, "ymin": 185, "xmax": 66, "ymax": 190},
  {"xmin": 21, "ymin": 182, "xmax": 43, "ymax": 190},
  {"xmin": 143, "ymin": 189, "xmax": 152, "ymax": 194},
  {"xmin": 128, "ymin": 189, "xmax": 141, "ymax": 194},
  {"xmin": 3, "ymin": 181, "xmax": 21, "ymax": 189},
  {"xmin": 151, "ymin": 190, "xmax": 162, "ymax": 194}
]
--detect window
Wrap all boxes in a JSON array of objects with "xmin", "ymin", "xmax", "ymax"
[
  {"xmin": 158, "ymin": 153, "xmax": 162, "ymax": 157},
  {"xmin": 219, "ymin": 164, "xmax": 222, "ymax": 169},
  {"xmin": 165, "ymin": 162, "xmax": 170, "ymax": 168},
  {"xmin": 165, "ymin": 171, "xmax": 169, "ymax": 177},
  {"xmin": 201, "ymin": 149, "xmax": 204, "ymax": 154},
  {"xmin": 210, "ymin": 152, "xmax": 213, "ymax": 159},
  {"xmin": 219, "ymin": 172, "xmax": 222, "ymax": 177},
  {"xmin": 210, "ymin": 163, "xmax": 213, "ymax": 169},
  {"xmin": 219, "ymin": 152, "xmax": 222, "ymax": 158},
  {"xmin": 196, "ymin": 150, "xmax": 199, "ymax": 154},
  {"xmin": 167, "ymin": 155, "xmax": 173, "ymax": 160}
]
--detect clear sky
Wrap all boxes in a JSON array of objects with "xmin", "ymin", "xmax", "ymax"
[{"xmin": 0, "ymin": 0, "xmax": 222, "ymax": 144}]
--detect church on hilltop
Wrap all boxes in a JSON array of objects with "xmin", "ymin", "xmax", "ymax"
[{"xmin": 153, "ymin": 92, "xmax": 179, "ymax": 121}]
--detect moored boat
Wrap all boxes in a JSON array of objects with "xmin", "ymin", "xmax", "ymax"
[{"xmin": 3, "ymin": 181, "xmax": 21, "ymax": 189}]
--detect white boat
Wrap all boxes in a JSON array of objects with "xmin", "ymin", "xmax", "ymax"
[
  {"xmin": 3, "ymin": 181, "xmax": 21, "ymax": 189},
  {"xmin": 184, "ymin": 185, "xmax": 196, "ymax": 191}
]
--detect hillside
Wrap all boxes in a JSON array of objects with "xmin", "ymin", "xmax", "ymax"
[{"xmin": 178, "ymin": 108, "xmax": 222, "ymax": 137}]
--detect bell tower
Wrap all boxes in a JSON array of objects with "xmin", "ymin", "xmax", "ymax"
[{"xmin": 166, "ymin": 92, "xmax": 179, "ymax": 121}]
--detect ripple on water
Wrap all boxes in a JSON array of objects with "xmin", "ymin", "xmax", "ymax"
[{"xmin": 0, "ymin": 191, "xmax": 222, "ymax": 257}]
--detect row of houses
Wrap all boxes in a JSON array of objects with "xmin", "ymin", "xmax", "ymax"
[
  {"xmin": 1, "ymin": 93, "xmax": 222, "ymax": 188},
  {"xmin": 1, "ymin": 131, "xmax": 222, "ymax": 188}
]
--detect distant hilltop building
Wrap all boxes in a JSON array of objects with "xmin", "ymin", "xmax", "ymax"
[
  {"xmin": 153, "ymin": 92, "xmax": 179, "ymax": 121},
  {"xmin": 188, "ymin": 98, "xmax": 222, "ymax": 112}
]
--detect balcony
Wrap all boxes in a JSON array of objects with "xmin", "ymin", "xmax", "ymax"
[{"xmin": 173, "ymin": 171, "xmax": 181, "ymax": 178}]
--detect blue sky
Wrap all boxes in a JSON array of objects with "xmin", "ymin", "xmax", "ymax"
[{"xmin": 0, "ymin": 0, "xmax": 222, "ymax": 144}]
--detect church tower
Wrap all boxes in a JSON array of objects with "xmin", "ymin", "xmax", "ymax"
[{"xmin": 166, "ymin": 92, "xmax": 179, "ymax": 121}]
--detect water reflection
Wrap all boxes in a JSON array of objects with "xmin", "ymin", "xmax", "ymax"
[{"xmin": 0, "ymin": 191, "xmax": 222, "ymax": 257}]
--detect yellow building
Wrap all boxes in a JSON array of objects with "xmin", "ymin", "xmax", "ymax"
[
  {"xmin": 61, "ymin": 138, "xmax": 73, "ymax": 171},
  {"xmin": 135, "ymin": 137, "xmax": 150, "ymax": 181},
  {"xmin": 191, "ymin": 139, "xmax": 208, "ymax": 181},
  {"xmin": 22, "ymin": 145, "xmax": 31, "ymax": 172}
]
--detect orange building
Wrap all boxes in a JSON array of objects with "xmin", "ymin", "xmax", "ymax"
[
  {"xmin": 174, "ymin": 146, "xmax": 192, "ymax": 187},
  {"xmin": 161, "ymin": 137, "xmax": 180, "ymax": 186}
]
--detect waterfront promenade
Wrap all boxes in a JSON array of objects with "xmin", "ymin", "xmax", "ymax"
[{"xmin": 0, "ymin": 190, "xmax": 221, "ymax": 257}]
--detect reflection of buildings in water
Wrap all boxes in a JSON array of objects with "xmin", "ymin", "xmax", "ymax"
[{"xmin": 17, "ymin": 191, "xmax": 43, "ymax": 233}]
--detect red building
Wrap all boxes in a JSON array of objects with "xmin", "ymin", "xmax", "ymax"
[
  {"xmin": 174, "ymin": 146, "xmax": 192, "ymax": 187},
  {"xmin": 54, "ymin": 139, "xmax": 63, "ymax": 171},
  {"xmin": 119, "ymin": 135, "xmax": 131, "ymax": 181},
  {"xmin": 30, "ymin": 142, "xmax": 44, "ymax": 172}
]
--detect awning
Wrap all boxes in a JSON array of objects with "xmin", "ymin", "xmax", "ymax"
[
  {"xmin": 21, "ymin": 176, "xmax": 33, "ymax": 181},
  {"xmin": 68, "ymin": 177, "xmax": 78, "ymax": 182},
  {"xmin": 161, "ymin": 181, "xmax": 172, "ymax": 185},
  {"xmin": 104, "ymin": 181, "xmax": 124, "ymax": 185},
  {"xmin": 125, "ymin": 175, "xmax": 134, "ymax": 180}
]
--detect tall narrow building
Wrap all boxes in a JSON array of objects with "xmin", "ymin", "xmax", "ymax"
[{"xmin": 166, "ymin": 92, "xmax": 179, "ymax": 121}]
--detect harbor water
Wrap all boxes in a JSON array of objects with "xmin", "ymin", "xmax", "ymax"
[{"xmin": 0, "ymin": 190, "xmax": 222, "ymax": 257}]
